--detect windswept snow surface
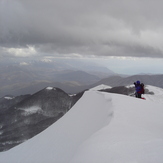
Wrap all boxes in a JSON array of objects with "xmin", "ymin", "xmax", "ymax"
[
  {"xmin": 0, "ymin": 86, "xmax": 163, "ymax": 163},
  {"xmin": 89, "ymin": 84, "xmax": 112, "ymax": 91},
  {"xmin": 144, "ymin": 85, "xmax": 163, "ymax": 103}
]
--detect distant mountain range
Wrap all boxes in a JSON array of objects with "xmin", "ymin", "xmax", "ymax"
[
  {"xmin": 0, "ymin": 69, "xmax": 163, "ymax": 97},
  {"xmin": 0, "ymin": 59, "xmax": 115, "ymax": 97},
  {"xmin": 0, "ymin": 59, "xmax": 163, "ymax": 98},
  {"xmin": 93, "ymin": 74, "xmax": 163, "ymax": 88}
]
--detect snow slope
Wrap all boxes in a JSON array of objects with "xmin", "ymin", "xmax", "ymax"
[
  {"xmin": 0, "ymin": 85, "xmax": 163, "ymax": 163},
  {"xmin": 71, "ymin": 93, "xmax": 163, "ymax": 163},
  {"xmin": 89, "ymin": 84, "xmax": 112, "ymax": 91},
  {"xmin": 144, "ymin": 85, "xmax": 163, "ymax": 103}
]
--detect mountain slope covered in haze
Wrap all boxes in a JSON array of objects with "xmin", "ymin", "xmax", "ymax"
[
  {"xmin": 95, "ymin": 74, "xmax": 163, "ymax": 88},
  {"xmin": 1, "ymin": 70, "xmax": 163, "ymax": 98},
  {"xmin": 0, "ymin": 58, "xmax": 163, "ymax": 98},
  {"xmin": 0, "ymin": 59, "xmax": 115, "ymax": 97}
]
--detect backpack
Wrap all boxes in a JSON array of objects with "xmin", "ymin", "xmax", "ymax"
[{"xmin": 140, "ymin": 83, "xmax": 145, "ymax": 94}]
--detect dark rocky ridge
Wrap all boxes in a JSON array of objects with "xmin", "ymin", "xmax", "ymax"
[
  {"xmin": 100, "ymin": 86, "xmax": 135, "ymax": 95},
  {"xmin": 0, "ymin": 95, "xmax": 31, "ymax": 114},
  {"xmin": 99, "ymin": 85, "xmax": 153, "ymax": 97},
  {"xmin": 0, "ymin": 87, "xmax": 83, "ymax": 152}
]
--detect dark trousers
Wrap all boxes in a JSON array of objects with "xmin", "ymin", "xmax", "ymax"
[{"xmin": 135, "ymin": 92, "xmax": 141, "ymax": 98}]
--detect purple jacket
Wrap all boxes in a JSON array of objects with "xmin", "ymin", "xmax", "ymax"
[{"xmin": 134, "ymin": 83, "xmax": 142, "ymax": 94}]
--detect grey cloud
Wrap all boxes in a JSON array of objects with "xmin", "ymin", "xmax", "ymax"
[{"xmin": 0, "ymin": 0, "xmax": 163, "ymax": 58}]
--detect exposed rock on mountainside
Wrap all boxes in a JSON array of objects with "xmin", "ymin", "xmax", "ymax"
[
  {"xmin": 0, "ymin": 95, "xmax": 31, "ymax": 114},
  {"xmin": 93, "ymin": 85, "xmax": 153, "ymax": 97},
  {"xmin": 100, "ymin": 86, "xmax": 135, "ymax": 95}
]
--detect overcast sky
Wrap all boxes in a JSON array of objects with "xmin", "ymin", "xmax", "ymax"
[{"xmin": 0, "ymin": 0, "xmax": 163, "ymax": 74}]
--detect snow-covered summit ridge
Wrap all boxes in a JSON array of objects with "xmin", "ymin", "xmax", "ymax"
[
  {"xmin": 145, "ymin": 85, "xmax": 163, "ymax": 95},
  {"xmin": 0, "ymin": 89, "xmax": 163, "ymax": 163},
  {"xmin": 144, "ymin": 85, "xmax": 163, "ymax": 103},
  {"xmin": 126, "ymin": 84, "xmax": 163, "ymax": 95},
  {"xmin": 89, "ymin": 84, "xmax": 112, "ymax": 91},
  {"xmin": 91, "ymin": 84, "xmax": 163, "ymax": 103},
  {"xmin": 127, "ymin": 84, "xmax": 163, "ymax": 103}
]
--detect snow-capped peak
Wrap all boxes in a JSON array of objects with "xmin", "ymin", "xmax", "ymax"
[
  {"xmin": 89, "ymin": 84, "xmax": 112, "ymax": 91},
  {"xmin": 4, "ymin": 96, "xmax": 14, "ymax": 100},
  {"xmin": 46, "ymin": 87, "xmax": 56, "ymax": 90}
]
